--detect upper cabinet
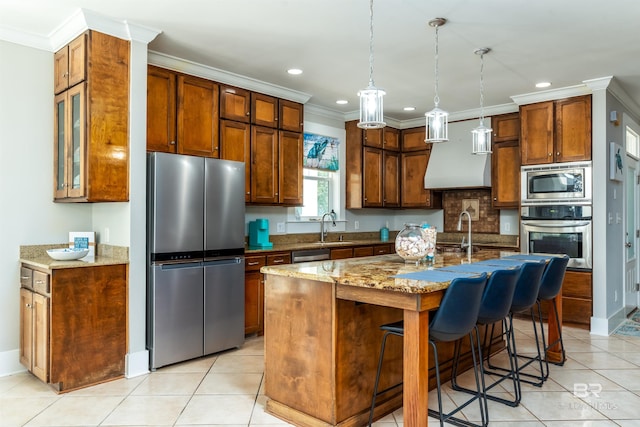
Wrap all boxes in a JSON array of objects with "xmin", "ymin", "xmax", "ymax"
[
  {"xmin": 520, "ymin": 95, "xmax": 591, "ymax": 165},
  {"xmin": 220, "ymin": 85, "xmax": 251, "ymax": 123},
  {"xmin": 53, "ymin": 34, "xmax": 86, "ymax": 95},
  {"xmin": 491, "ymin": 112, "xmax": 521, "ymax": 209},
  {"xmin": 147, "ymin": 67, "xmax": 219, "ymax": 157},
  {"xmin": 53, "ymin": 31, "xmax": 129, "ymax": 202},
  {"xmin": 278, "ymin": 99, "xmax": 304, "ymax": 132}
]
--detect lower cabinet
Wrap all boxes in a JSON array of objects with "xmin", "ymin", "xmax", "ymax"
[
  {"xmin": 535, "ymin": 269, "xmax": 592, "ymax": 326},
  {"xmin": 244, "ymin": 252, "xmax": 291, "ymax": 335},
  {"xmin": 19, "ymin": 263, "xmax": 127, "ymax": 392}
]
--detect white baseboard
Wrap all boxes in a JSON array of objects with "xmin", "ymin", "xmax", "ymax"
[
  {"xmin": 0, "ymin": 349, "xmax": 26, "ymax": 377},
  {"xmin": 591, "ymin": 307, "xmax": 627, "ymax": 336},
  {"xmin": 126, "ymin": 349, "xmax": 150, "ymax": 378}
]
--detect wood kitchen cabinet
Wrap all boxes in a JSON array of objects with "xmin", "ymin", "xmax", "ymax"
[
  {"xmin": 19, "ymin": 262, "xmax": 127, "ymax": 392},
  {"xmin": 53, "ymin": 31, "xmax": 129, "ymax": 202},
  {"xmin": 491, "ymin": 140, "xmax": 521, "ymax": 208},
  {"xmin": 401, "ymin": 148, "xmax": 442, "ymax": 208},
  {"xmin": 244, "ymin": 252, "xmax": 291, "ymax": 335},
  {"xmin": 249, "ymin": 95, "xmax": 303, "ymax": 132},
  {"xmin": 491, "ymin": 112, "xmax": 521, "ymax": 208},
  {"xmin": 520, "ymin": 95, "xmax": 591, "ymax": 165},
  {"xmin": 53, "ymin": 33, "xmax": 86, "ymax": 95},
  {"xmin": 536, "ymin": 270, "xmax": 592, "ymax": 326},
  {"xmin": 220, "ymin": 120, "xmax": 251, "ymax": 201},
  {"xmin": 346, "ymin": 121, "xmax": 400, "ymax": 209},
  {"xmin": 220, "ymin": 85, "xmax": 251, "ymax": 123},
  {"xmin": 278, "ymin": 99, "xmax": 304, "ymax": 132},
  {"xmin": 401, "ymin": 126, "xmax": 428, "ymax": 151},
  {"xmin": 146, "ymin": 67, "xmax": 220, "ymax": 157},
  {"xmin": 278, "ymin": 130, "xmax": 303, "ymax": 205}
]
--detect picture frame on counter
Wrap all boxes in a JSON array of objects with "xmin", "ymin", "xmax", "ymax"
[{"xmin": 69, "ymin": 231, "xmax": 96, "ymax": 257}]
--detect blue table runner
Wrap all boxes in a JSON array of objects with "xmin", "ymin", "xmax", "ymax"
[
  {"xmin": 438, "ymin": 263, "xmax": 515, "ymax": 273},
  {"xmin": 502, "ymin": 254, "xmax": 553, "ymax": 262}
]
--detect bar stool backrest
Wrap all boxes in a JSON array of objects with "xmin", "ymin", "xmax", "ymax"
[
  {"xmin": 430, "ymin": 273, "xmax": 487, "ymax": 343},
  {"xmin": 477, "ymin": 267, "xmax": 520, "ymax": 324},
  {"xmin": 510, "ymin": 261, "xmax": 546, "ymax": 313},
  {"xmin": 538, "ymin": 255, "xmax": 570, "ymax": 301}
]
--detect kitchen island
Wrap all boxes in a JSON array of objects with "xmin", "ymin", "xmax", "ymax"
[{"xmin": 261, "ymin": 250, "xmax": 563, "ymax": 427}]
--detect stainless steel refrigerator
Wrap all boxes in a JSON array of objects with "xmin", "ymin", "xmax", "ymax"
[{"xmin": 147, "ymin": 152, "xmax": 245, "ymax": 370}]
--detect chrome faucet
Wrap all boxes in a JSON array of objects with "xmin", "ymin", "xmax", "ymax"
[
  {"xmin": 457, "ymin": 210, "xmax": 472, "ymax": 258},
  {"xmin": 320, "ymin": 210, "xmax": 336, "ymax": 243}
]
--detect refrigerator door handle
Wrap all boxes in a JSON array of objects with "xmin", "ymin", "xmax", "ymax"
[
  {"xmin": 203, "ymin": 257, "xmax": 243, "ymax": 267},
  {"xmin": 159, "ymin": 262, "xmax": 202, "ymax": 270}
]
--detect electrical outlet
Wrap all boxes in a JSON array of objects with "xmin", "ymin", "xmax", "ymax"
[
  {"xmin": 615, "ymin": 290, "xmax": 618, "ymax": 302},
  {"xmin": 276, "ymin": 222, "xmax": 285, "ymax": 233},
  {"xmin": 504, "ymin": 223, "xmax": 510, "ymax": 232},
  {"xmin": 354, "ymin": 221, "xmax": 360, "ymax": 230},
  {"xmin": 104, "ymin": 227, "xmax": 110, "ymax": 243}
]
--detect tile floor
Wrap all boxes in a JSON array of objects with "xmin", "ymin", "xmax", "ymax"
[{"xmin": 1, "ymin": 318, "xmax": 640, "ymax": 426}]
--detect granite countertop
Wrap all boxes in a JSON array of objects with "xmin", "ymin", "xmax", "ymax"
[
  {"xmin": 20, "ymin": 244, "xmax": 129, "ymax": 270},
  {"xmin": 261, "ymin": 249, "xmax": 518, "ymax": 294}
]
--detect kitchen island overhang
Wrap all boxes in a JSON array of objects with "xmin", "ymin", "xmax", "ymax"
[{"xmin": 261, "ymin": 251, "xmax": 563, "ymax": 427}]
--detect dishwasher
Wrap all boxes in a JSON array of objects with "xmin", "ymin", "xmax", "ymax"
[{"xmin": 291, "ymin": 248, "xmax": 331, "ymax": 263}]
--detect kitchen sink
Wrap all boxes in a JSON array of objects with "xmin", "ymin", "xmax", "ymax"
[{"xmin": 309, "ymin": 241, "xmax": 353, "ymax": 246}]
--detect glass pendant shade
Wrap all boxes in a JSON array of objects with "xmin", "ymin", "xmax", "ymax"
[
  {"xmin": 426, "ymin": 106, "xmax": 448, "ymax": 143},
  {"xmin": 358, "ymin": 84, "xmax": 386, "ymax": 129},
  {"xmin": 472, "ymin": 120, "xmax": 492, "ymax": 154}
]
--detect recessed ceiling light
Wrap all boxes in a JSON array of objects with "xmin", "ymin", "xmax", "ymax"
[
  {"xmin": 336, "ymin": 99, "xmax": 348, "ymax": 105},
  {"xmin": 535, "ymin": 81, "xmax": 551, "ymax": 88},
  {"xmin": 287, "ymin": 68, "xmax": 303, "ymax": 75},
  {"xmin": 403, "ymin": 106, "xmax": 416, "ymax": 111}
]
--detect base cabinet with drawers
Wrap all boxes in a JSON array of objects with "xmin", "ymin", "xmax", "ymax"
[
  {"xmin": 244, "ymin": 252, "xmax": 291, "ymax": 335},
  {"xmin": 19, "ymin": 263, "xmax": 127, "ymax": 392}
]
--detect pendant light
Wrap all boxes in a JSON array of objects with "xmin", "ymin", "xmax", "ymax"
[
  {"xmin": 471, "ymin": 47, "xmax": 492, "ymax": 154},
  {"xmin": 357, "ymin": 0, "xmax": 386, "ymax": 129},
  {"xmin": 425, "ymin": 18, "xmax": 448, "ymax": 143}
]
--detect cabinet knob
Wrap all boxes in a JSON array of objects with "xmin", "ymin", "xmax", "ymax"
[
  {"xmin": 21, "ymin": 276, "xmax": 30, "ymax": 280},
  {"xmin": 246, "ymin": 192, "xmax": 250, "ymax": 195},
  {"xmin": 246, "ymin": 111, "xmax": 250, "ymax": 116},
  {"xmin": 556, "ymin": 152, "xmax": 560, "ymax": 156},
  {"xmin": 25, "ymin": 303, "xmax": 32, "ymax": 308},
  {"xmin": 494, "ymin": 197, "xmax": 497, "ymax": 201},
  {"xmin": 35, "ymin": 280, "xmax": 45, "ymax": 285},
  {"xmin": 170, "ymin": 141, "xmax": 176, "ymax": 145},
  {"xmin": 548, "ymin": 153, "xmax": 552, "ymax": 156}
]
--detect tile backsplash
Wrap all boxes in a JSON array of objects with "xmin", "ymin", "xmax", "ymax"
[{"xmin": 443, "ymin": 189, "xmax": 499, "ymax": 233}]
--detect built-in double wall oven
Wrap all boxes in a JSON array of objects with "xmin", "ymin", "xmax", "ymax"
[{"xmin": 520, "ymin": 161, "xmax": 592, "ymax": 270}]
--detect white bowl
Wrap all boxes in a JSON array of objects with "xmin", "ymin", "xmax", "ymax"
[{"xmin": 46, "ymin": 248, "xmax": 90, "ymax": 261}]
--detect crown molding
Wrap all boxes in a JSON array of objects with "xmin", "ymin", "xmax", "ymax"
[
  {"xmin": 583, "ymin": 76, "xmax": 613, "ymax": 92},
  {"xmin": 599, "ymin": 77, "xmax": 640, "ymax": 119},
  {"xmin": 149, "ymin": 51, "xmax": 312, "ymax": 105},
  {"xmin": 303, "ymin": 104, "xmax": 346, "ymax": 122},
  {"xmin": 511, "ymin": 84, "xmax": 592, "ymax": 105},
  {"xmin": 0, "ymin": 26, "xmax": 51, "ymax": 51}
]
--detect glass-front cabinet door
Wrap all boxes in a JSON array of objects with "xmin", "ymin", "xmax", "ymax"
[{"xmin": 53, "ymin": 84, "xmax": 85, "ymax": 200}]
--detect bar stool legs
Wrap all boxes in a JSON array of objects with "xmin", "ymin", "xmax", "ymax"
[{"xmin": 368, "ymin": 328, "xmax": 403, "ymax": 426}]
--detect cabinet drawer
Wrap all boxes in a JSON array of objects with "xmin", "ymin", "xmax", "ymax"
[
  {"xmin": 245, "ymin": 256, "xmax": 266, "ymax": 272},
  {"xmin": 353, "ymin": 246, "xmax": 374, "ymax": 258},
  {"xmin": 20, "ymin": 267, "xmax": 33, "ymax": 289},
  {"xmin": 373, "ymin": 244, "xmax": 394, "ymax": 255},
  {"xmin": 331, "ymin": 248, "xmax": 354, "ymax": 260},
  {"xmin": 563, "ymin": 270, "xmax": 592, "ymax": 299},
  {"xmin": 33, "ymin": 271, "xmax": 50, "ymax": 295},
  {"xmin": 268, "ymin": 253, "xmax": 291, "ymax": 266}
]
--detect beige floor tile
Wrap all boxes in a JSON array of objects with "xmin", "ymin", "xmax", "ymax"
[
  {"xmin": 563, "ymin": 338, "xmax": 603, "ymax": 353},
  {"xmin": 578, "ymin": 390, "xmax": 640, "ymax": 420},
  {"xmin": 250, "ymin": 395, "xmax": 295, "ymax": 425},
  {"xmin": 210, "ymin": 355, "xmax": 264, "ymax": 374},
  {"xmin": 0, "ymin": 396, "xmax": 59, "ymax": 427},
  {"xmin": 23, "ymin": 395, "xmax": 123, "ymax": 427},
  {"xmin": 596, "ymin": 368, "xmax": 640, "ymax": 391},
  {"xmin": 66, "ymin": 376, "xmax": 146, "ymax": 397},
  {"xmin": 590, "ymin": 338, "xmax": 640, "ymax": 353},
  {"xmin": 0, "ymin": 373, "xmax": 33, "ymax": 395},
  {"xmin": 519, "ymin": 390, "xmax": 607, "ymax": 421},
  {"xmin": 2, "ymin": 375, "xmax": 58, "ymax": 398},
  {"xmin": 131, "ymin": 372, "xmax": 205, "ymax": 396},
  {"xmin": 615, "ymin": 421, "xmax": 640, "ymax": 427},
  {"xmin": 568, "ymin": 351, "xmax": 638, "ymax": 370},
  {"xmin": 615, "ymin": 351, "xmax": 640, "ymax": 367},
  {"xmin": 548, "ymin": 368, "xmax": 625, "ymax": 393},
  {"xmin": 233, "ymin": 336, "xmax": 264, "ymax": 356},
  {"xmin": 176, "ymin": 394, "xmax": 254, "ymax": 424},
  {"xmin": 196, "ymin": 373, "xmax": 262, "ymax": 395},
  {"xmin": 155, "ymin": 354, "xmax": 217, "ymax": 373},
  {"xmin": 543, "ymin": 421, "xmax": 620, "ymax": 426},
  {"xmin": 101, "ymin": 395, "xmax": 190, "ymax": 426}
]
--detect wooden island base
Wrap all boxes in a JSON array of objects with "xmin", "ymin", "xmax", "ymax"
[{"xmin": 264, "ymin": 275, "xmax": 505, "ymax": 427}]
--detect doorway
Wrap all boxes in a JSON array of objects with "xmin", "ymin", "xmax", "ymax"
[{"xmin": 624, "ymin": 116, "xmax": 640, "ymax": 314}]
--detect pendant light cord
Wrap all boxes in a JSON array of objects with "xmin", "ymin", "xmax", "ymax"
[
  {"xmin": 368, "ymin": 0, "xmax": 375, "ymax": 86},
  {"xmin": 433, "ymin": 24, "xmax": 440, "ymax": 107},
  {"xmin": 479, "ymin": 52, "xmax": 485, "ymax": 123}
]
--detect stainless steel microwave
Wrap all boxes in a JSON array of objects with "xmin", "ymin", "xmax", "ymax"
[{"xmin": 521, "ymin": 161, "xmax": 592, "ymax": 204}]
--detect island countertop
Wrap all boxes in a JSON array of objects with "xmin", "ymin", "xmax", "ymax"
[{"xmin": 261, "ymin": 249, "xmax": 516, "ymax": 293}]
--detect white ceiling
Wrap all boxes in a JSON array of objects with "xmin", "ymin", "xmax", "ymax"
[{"xmin": 2, "ymin": 0, "xmax": 640, "ymax": 122}]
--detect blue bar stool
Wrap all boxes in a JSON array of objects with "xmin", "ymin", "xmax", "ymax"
[
  {"xmin": 451, "ymin": 267, "xmax": 520, "ymax": 414},
  {"xmin": 519, "ymin": 255, "xmax": 570, "ymax": 384},
  {"xmin": 368, "ymin": 273, "xmax": 488, "ymax": 427},
  {"xmin": 484, "ymin": 260, "xmax": 546, "ymax": 403}
]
